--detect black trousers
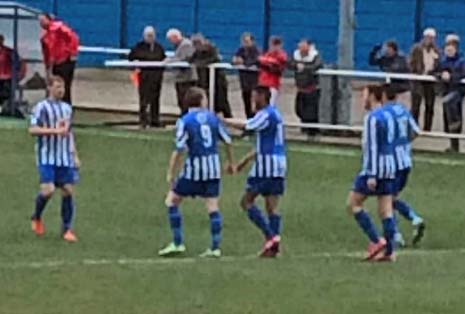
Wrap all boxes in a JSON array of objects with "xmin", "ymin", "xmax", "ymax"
[
  {"xmin": 442, "ymin": 90, "xmax": 464, "ymax": 152},
  {"xmin": 295, "ymin": 90, "xmax": 320, "ymax": 135},
  {"xmin": 241, "ymin": 90, "xmax": 254, "ymax": 119},
  {"xmin": 213, "ymin": 79, "xmax": 232, "ymax": 118},
  {"xmin": 176, "ymin": 81, "xmax": 196, "ymax": 115},
  {"xmin": 0, "ymin": 79, "xmax": 11, "ymax": 109},
  {"xmin": 411, "ymin": 82, "xmax": 436, "ymax": 131},
  {"xmin": 52, "ymin": 60, "xmax": 76, "ymax": 105},
  {"xmin": 139, "ymin": 80, "xmax": 162, "ymax": 127}
]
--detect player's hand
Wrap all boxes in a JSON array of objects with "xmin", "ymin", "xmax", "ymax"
[
  {"xmin": 54, "ymin": 125, "xmax": 69, "ymax": 136},
  {"xmin": 74, "ymin": 156, "xmax": 81, "ymax": 169},
  {"xmin": 441, "ymin": 71, "xmax": 451, "ymax": 81},
  {"xmin": 225, "ymin": 163, "xmax": 235, "ymax": 175},
  {"xmin": 166, "ymin": 172, "xmax": 175, "ymax": 186},
  {"xmin": 367, "ymin": 178, "xmax": 377, "ymax": 191}
]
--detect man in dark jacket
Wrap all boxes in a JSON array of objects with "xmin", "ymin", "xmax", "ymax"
[
  {"xmin": 409, "ymin": 28, "xmax": 440, "ymax": 131},
  {"xmin": 129, "ymin": 26, "xmax": 166, "ymax": 128},
  {"xmin": 369, "ymin": 40, "xmax": 409, "ymax": 93},
  {"xmin": 190, "ymin": 34, "xmax": 232, "ymax": 118},
  {"xmin": 233, "ymin": 33, "xmax": 260, "ymax": 118},
  {"xmin": 289, "ymin": 39, "xmax": 323, "ymax": 136},
  {"xmin": 435, "ymin": 40, "xmax": 465, "ymax": 152}
]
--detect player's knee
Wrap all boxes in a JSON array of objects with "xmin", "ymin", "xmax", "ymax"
[
  {"xmin": 41, "ymin": 185, "xmax": 55, "ymax": 198},
  {"xmin": 347, "ymin": 195, "xmax": 361, "ymax": 215},
  {"xmin": 61, "ymin": 186, "xmax": 74, "ymax": 197},
  {"xmin": 240, "ymin": 197, "xmax": 251, "ymax": 211},
  {"xmin": 165, "ymin": 191, "xmax": 181, "ymax": 207}
]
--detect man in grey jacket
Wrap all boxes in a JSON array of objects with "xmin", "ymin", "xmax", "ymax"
[{"xmin": 166, "ymin": 29, "xmax": 197, "ymax": 115}]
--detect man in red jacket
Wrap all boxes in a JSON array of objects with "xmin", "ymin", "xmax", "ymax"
[
  {"xmin": 40, "ymin": 14, "xmax": 79, "ymax": 105},
  {"xmin": 258, "ymin": 36, "xmax": 288, "ymax": 105}
]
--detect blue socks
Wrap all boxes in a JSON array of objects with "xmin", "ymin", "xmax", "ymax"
[
  {"xmin": 247, "ymin": 206, "xmax": 273, "ymax": 239},
  {"xmin": 394, "ymin": 199, "xmax": 422, "ymax": 222},
  {"xmin": 382, "ymin": 217, "xmax": 397, "ymax": 255},
  {"xmin": 168, "ymin": 206, "xmax": 183, "ymax": 246},
  {"xmin": 354, "ymin": 210, "xmax": 380, "ymax": 243},
  {"xmin": 209, "ymin": 211, "xmax": 223, "ymax": 250},
  {"xmin": 61, "ymin": 195, "xmax": 76, "ymax": 231},
  {"xmin": 268, "ymin": 213, "xmax": 282, "ymax": 236},
  {"xmin": 33, "ymin": 193, "xmax": 50, "ymax": 220}
]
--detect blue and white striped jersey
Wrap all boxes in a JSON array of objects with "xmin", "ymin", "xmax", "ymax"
[
  {"xmin": 176, "ymin": 108, "xmax": 231, "ymax": 181},
  {"xmin": 383, "ymin": 102, "xmax": 420, "ymax": 171},
  {"xmin": 30, "ymin": 99, "xmax": 75, "ymax": 167},
  {"xmin": 360, "ymin": 108, "xmax": 396, "ymax": 179},
  {"xmin": 245, "ymin": 104, "xmax": 287, "ymax": 178}
]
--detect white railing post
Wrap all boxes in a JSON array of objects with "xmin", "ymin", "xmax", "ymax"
[{"xmin": 208, "ymin": 65, "xmax": 216, "ymax": 112}]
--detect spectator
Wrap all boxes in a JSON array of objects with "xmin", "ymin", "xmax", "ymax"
[
  {"xmin": 165, "ymin": 28, "xmax": 197, "ymax": 115},
  {"xmin": 435, "ymin": 39, "xmax": 465, "ymax": 153},
  {"xmin": 233, "ymin": 33, "xmax": 260, "ymax": 118},
  {"xmin": 369, "ymin": 40, "xmax": 409, "ymax": 93},
  {"xmin": 39, "ymin": 13, "xmax": 79, "ymax": 105},
  {"xmin": 289, "ymin": 39, "xmax": 323, "ymax": 136},
  {"xmin": 258, "ymin": 36, "xmax": 288, "ymax": 105},
  {"xmin": 0, "ymin": 34, "xmax": 25, "ymax": 114},
  {"xmin": 409, "ymin": 28, "xmax": 440, "ymax": 131},
  {"xmin": 129, "ymin": 26, "xmax": 166, "ymax": 128},
  {"xmin": 190, "ymin": 34, "xmax": 232, "ymax": 118}
]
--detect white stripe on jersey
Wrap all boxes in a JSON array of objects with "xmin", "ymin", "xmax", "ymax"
[
  {"xmin": 185, "ymin": 158, "xmax": 192, "ymax": 179},
  {"xmin": 369, "ymin": 116, "xmax": 377, "ymax": 176},
  {"xmin": 265, "ymin": 155, "xmax": 272, "ymax": 177},
  {"xmin": 379, "ymin": 155, "xmax": 385, "ymax": 178},
  {"xmin": 272, "ymin": 155, "xmax": 279, "ymax": 177},
  {"xmin": 201, "ymin": 156, "xmax": 208, "ymax": 181},
  {"xmin": 193, "ymin": 157, "xmax": 200, "ymax": 181},
  {"xmin": 257, "ymin": 154, "xmax": 264, "ymax": 177},
  {"xmin": 214, "ymin": 154, "xmax": 221, "ymax": 179},
  {"xmin": 207, "ymin": 155, "xmax": 215, "ymax": 180}
]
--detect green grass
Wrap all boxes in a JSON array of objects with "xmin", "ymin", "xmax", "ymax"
[{"xmin": 1, "ymin": 122, "xmax": 465, "ymax": 314}]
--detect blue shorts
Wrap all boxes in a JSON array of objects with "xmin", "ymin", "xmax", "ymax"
[
  {"xmin": 352, "ymin": 175, "xmax": 396, "ymax": 196},
  {"xmin": 39, "ymin": 165, "xmax": 80, "ymax": 186},
  {"xmin": 246, "ymin": 177, "xmax": 286, "ymax": 196},
  {"xmin": 173, "ymin": 178, "xmax": 220, "ymax": 198},
  {"xmin": 395, "ymin": 169, "xmax": 410, "ymax": 195}
]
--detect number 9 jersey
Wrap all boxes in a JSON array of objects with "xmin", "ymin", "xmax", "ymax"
[{"xmin": 175, "ymin": 108, "xmax": 232, "ymax": 182}]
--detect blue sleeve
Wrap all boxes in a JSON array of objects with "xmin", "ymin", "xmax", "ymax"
[
  {"xmin": 218, "ymin": 120, "xmax": 232, "ymax": 144},
  {"xmin": 407, "ymin": 113, "xmax": 421, "ymax": 136},
  {"xmin": 365, "ymin": 114, "xmax": 378, "ymax": 178},
  {"xmin": 234, "ymin": 47, "xmax": 243, "ymax": 58},
  {"xmin": 245, "ymin": 111, "xmax": 270, "ymax": 131},
  {"xmin": 175, "ymin": 119, "xmax": 188, "ymax": 151}
]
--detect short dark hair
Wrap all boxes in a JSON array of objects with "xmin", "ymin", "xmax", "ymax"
[
  {"xmin": 365, "ymin": 84, "xmax": 383, "ymax": 102},
  {"xmin": 184, "ymin": 87, "xmax": 205, "ymax": 108},
  {"xmin": 270, "ymin": 36, "xmax": 282, "ymax": 46},
  {"xmin": 385, "ymin": 40, "xmax": 398, "ymax": 52},
  {"xmin": 47, "ymin": 75, "xmax": 65, "ymax": 87},
  {"xmin": 254, "ymin": 85, "xmax": 271, "ymax": 102},
  {"xmin": 300, "ymin": 38, "xmax": 312, "ymax": 45},
  {"xmin": 0, "ymin": 34, "xmax": 4, "ymax": 41},
  {"xmin": 382, "ymin": 84, "xmax": 397, "ymax": 101}
]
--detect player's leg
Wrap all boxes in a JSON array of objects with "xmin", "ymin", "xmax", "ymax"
[
  {"xmin": 347, "ymin": 191, "xmax": 381, "ymax": 244},
  {"xmin": 241, "ymin": 190, "xmax": 274, "ymax": 240},
  {"xmin": 31, "ymin": 182, "xmax": 55, "ymax": 236},
  {"xmin": 159, "ymin": 190, "xmax": 186, "ymax": 256},
  {"xmin": 377, "ymin": 195, "xmax": 397, "ymax": 261},
  {"xmin": 264, "ymin": 195, "xmax": 282, "ymax": 256},
  {"xmin": 60, "ymin": 184, "xmax": 78, "ymax": 242},
  {"xmin": 199, "ymin": 197, "xmax": 222, "ymax": 258}
]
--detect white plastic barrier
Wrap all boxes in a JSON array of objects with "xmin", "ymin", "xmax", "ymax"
[
  {"xmin": 104, "ymin": 60, "xmax": 465, "ymax": 141},
  {"xmin": 79, "ymin": 46, "xmax": 175, "ymax": 57}
]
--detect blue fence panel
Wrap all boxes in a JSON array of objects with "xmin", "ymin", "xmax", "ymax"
[
  {"xmin": 422, "ymin": 0, "xmax": 465, "ymax": 50},
  {"xmin": 355, "ymin": 0, "xmax": 416, "ymax": 70},
  {"xmin": 269, "ymin": 0, "xmax": 339, "ymax": 64},
  {"xmin": 126, "ymin": 0, "xmax": 196, "ymax": 54},
  {"xmin": 197, "ymin": 0, "xmax": 265, "ymax": 62}
]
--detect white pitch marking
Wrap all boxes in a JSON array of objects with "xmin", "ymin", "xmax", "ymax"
[{"xmin": 1, "ymin": 248, "xmax": 465, "ymax": 270}]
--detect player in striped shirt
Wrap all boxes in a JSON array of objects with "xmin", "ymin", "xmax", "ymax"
[
  {"xmin": 159, "ymin": 87, "xmax": 234, "ymax": 258},
  {"xmin": 225, "ymin": 85, "xmax": 286, "ymax": 258},
  {"xmin": 347, "ymin": 85, "xmax": 398, "ymax": 262},
  {"xmin": 29, "ymin": 76, "xmax": 80, "ymax": 242},
  {"xmin": 382, "ymin": 85, "xmax": 425, "ymax": 246}
]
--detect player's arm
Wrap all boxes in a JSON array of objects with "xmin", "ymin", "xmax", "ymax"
[
  {"xmin": 235, "ymin": 149, "xmax": 257, "ymax": 173},
  {"xmin": 408, "ymin": 115, "xmax": 421, "ymax": 141},
  {"xmin": 166, "ymin": 150, "xmax": 184, "ymax": 185},
  {"xmin": 218, "ymin": 120, "xmax": 235, "ymax": 174},
  {"xmin": 28, "ymin": 106, "xmax": 68, "ymax": 136},
  {"xmin": 365, "ymin": 115, "xmax": 379, "ymax": 190}
]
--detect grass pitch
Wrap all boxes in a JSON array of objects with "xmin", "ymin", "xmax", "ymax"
[{"xmin": 1, "ymin": 120, "xmax": 465, "ymax": 314}]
